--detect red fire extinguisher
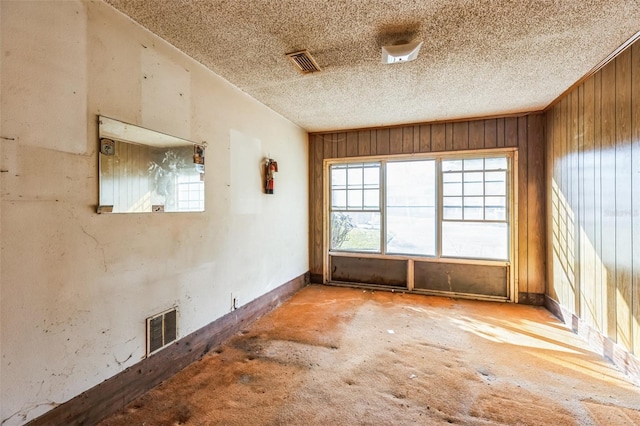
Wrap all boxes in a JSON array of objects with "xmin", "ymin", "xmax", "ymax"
[{"xmin": 265, "ymin": 158, "xmax": 278, "ymax": 194}]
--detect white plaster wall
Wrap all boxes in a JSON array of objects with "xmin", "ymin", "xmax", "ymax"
[{"xmin": 0, "ymin": 1, "xmax": 309, "ymax": 424}]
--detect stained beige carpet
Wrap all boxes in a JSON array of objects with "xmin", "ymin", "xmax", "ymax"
[{"xmin": 100, "ymin": 285, "xmax": 640, "ymax": 425}]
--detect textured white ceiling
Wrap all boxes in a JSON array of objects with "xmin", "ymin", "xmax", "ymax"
[{"xmin": 105, "ymin": 0, "xmax": 640, "ymax": 132}]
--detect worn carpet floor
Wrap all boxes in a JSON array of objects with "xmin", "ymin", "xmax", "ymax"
[{"xmin": 100, "ymin": 285, "xmax": 640, "ymax": 425}]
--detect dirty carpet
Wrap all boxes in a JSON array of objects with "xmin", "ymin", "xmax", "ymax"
[{"xmin": 100, "ymin": 285, "xmax": 640, "ymax": 425}]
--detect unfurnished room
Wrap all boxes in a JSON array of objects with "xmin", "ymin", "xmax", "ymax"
[{"xmin": 2, "ymin": 1, "xmax": 640, "ymax": 425}]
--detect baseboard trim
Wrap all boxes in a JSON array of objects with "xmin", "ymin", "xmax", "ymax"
[
  {"xmin": 544, "ymin": 295, "xmax": 640, "ymax": 386},
  {"xmin": 28, "ymin": 272, "xmax": 309, "ymax": 426},
  {"xmin": 309, "ymin": 273, "xmax": 323, "ymax": 284},
  {"xmin": 517, "ymin": 292, "xmax": 545, "ymax": 306}
]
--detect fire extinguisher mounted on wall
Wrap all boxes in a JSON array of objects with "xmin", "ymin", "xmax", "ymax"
[{"xmin": 265, "ymin": 158, "xmax": 278, "ymax": 194}]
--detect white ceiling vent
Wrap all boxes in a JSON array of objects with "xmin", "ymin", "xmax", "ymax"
[
  {"xmin": 382, "ymin": 41, "xmax": 423, "ymax": 64},
  {"xmin": 286, "ymin": 50, "xmax": 322, "ymax": 74}
]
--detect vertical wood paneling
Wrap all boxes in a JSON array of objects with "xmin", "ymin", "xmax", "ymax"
[
  {"xmin": 346, "ymin": 132, "xmax": 358, "ymax": 157},
  {"xmin": 329, "ymin": 133, "xmax": 336, "ymax": 158},
  {"xmin": 310, "ymin": 135, "xmax": 324, "ymax": 277},
  {"xmin": 575, "ymin": 87, "xmax": 582, "ymax": 319},
  {"xmin": 546, "ymin": 38, "xmax": 640, "ymax": 358},
  {"xmin": 505, "ymin": 117, "xmax": 518, "ymax": 147},
  {"xmin": 615, "ymin": 49, "xmax": 633, "ymax": 351},
  {"xmin": 518, "ymin": 116, "xmax": 529, "ymax": 294},
  {"xmin": 469, "ymin": 120, "xmax": 485, "ymax": 150},
  {"xmin": 390, "ymin": 127, "xmax": 403, "ymax": 154},
  {"xmin": 336, "ymin": 132, "xmax": 347, "ymax": 158},
  {"xmin": 632, "ymin": 41, "xmax": 640, "ymax": 357},
  {"xmin": 402, "ymin": 126, "xmax": 414, "ymax": 153},
  {"xmin": 569, "ymin": 90, "xmax": 580, "ymax": 314},
  {"xmin": 445, "ymin": 123, "xmax": 454, "ymax": 151},
  {"xmin": 546, "ymin": 109, "xmax": 557, "ymax": 301},
  {"xmin": 484, "ymin": 119, "xmax": 497, "ymax": 148},
  {"xmin": 577, "ymin": 84, "xmax": 588, "ymax": 325},
  {"xmin": 453, "ymin": 122, "xmax": 469, "ymax": 151},
  {"xmin": 594, "ymin": 71, "xmax": 605, "ymax": 333},
  {"xmin": 582, "ymin": 76, "xmax": 597, "ymax": 329},
  {"xmin": 601, "ymin": 60, "xmax": 617, "ymax": 340},
  {"xmin": 419, "ymin": 124, "xmax": 431, "ymax": 152},
  {"xmin": 555, "ymin": 100, "xmax": 566, "ymax": 304},
  {"xmin": 322, "ymin": 134, "xmax": 332, "ymax": 160},
  {"xmin": 413, "ymin": 125, "xmax": 421, "ymax": 152},
  {"xmin": 431, "ymin": 123, "xmax": 446, "ymax": 151},
  {"xmin": 527, "ymin": 114, "xmax": 545, "ymax": 295},
  {"xmin": 358, "ymin": 130, "xmax": 371, "ymax": 156},
  {"xmin": 496, "ymin": 118, "xmax": 505, "ymax": 147},
  {"xmin": 561, "ymin": 96, "xmax": 572, "ymax": 311},
  {"xmin": 376, "ymin": 129, "xmax": 390, "ymax": 155}
]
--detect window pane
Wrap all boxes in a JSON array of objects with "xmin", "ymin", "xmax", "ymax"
[
  {"xmin": 386, "ymin": 160, "xmax": 436, "ymax": 255},
  {"xmin": 443, "ymin": 182, "xmax": 462, "ymax": 196},
  {"xmin": 443, "ymin": 196, "xmax": 462, "ymax": 220},
  {"xmin": 363, "ymin": 189, "xmax": 379, "ymax": 209},
  {"xmin": 331, "ymin": 212, "xmax": 380, "ymax": 251},
  {"xmin": 331, "ymin": 167, "xmax": 346, "ymax": 188},
  {"xmin": 347, "ymin": 167, "xmax": 362, "ymax": 188},
  {"xmin": 442, "ymin": 222, "xmax": 508, "ymax": 260},
  {"xmin": 347, "ymin": 190, "xmax": 362, "ymax": 209},
  {"xmin": 443, "ymin": 172, "xmax": 462, "ymax": 183},
  {"xmin": 464, "ymin": 158, "xmax": 484, "ymax": 171},
  {"xmin": 386, "ymin": 207, "xmax": 436, "ymax": 255},
  {"xmin": 464, "ymin": 172, "xmax": 484, "ymax": 197},
  {"xmin": 485, "ymin": 196, "xmax": 506, "ymax": 220},
  {"xmin": 442, "ymin": 160, "xmax": 462, "ymax": 172},
  {"xmin": 332, "ymin": 190, "xmax": 346, "ymax": 209},
  {"xmin": 464, "ymin": 197, "xmax": 483, "ymax": 220},
  {"xmin": 485, "ymin": 179, "xmax": 506, "ymax": 196},
  {"xmin": 363, "ymin": 166, "xmax": 379, "ymax": 187},
  {"xmin": 485, "ymin": 157, "xmax": 507, "ymax": 170},
  {"xmin": 464, "ymin": 172, "xmax": 483, "ymax": 183},
  {"xmin": 464, "ymin": 181, "xmax": 483, "ymax": 196}
]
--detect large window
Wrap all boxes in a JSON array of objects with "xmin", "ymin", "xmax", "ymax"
[
  {"xmin": 329, "ymin": 154, "xmax": 511, "ymax": 261},
  {"xmin": 330, "ymin": 163, "xmax": 381, "ymax": 251}
]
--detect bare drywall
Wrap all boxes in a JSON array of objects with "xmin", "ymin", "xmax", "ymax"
[{"xmin": 0, "ymin": 1, "xmax": 308, "ymax": 424}]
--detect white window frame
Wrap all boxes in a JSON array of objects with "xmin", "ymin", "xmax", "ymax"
[{"xmin": 323, "ymin": 148, "xmax": 519, "ymax": 301}]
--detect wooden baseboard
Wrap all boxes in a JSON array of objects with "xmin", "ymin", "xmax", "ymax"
[
  {"xmin": 545, "ymin": 295, "xmax": 640, "ymax": 386},
  {"xmin": 309, "ymin": 273, "xmax": 323, "ymax": 284},
  {"xmin": 28, "ymin": 272, "xmax": 309, "ymax": 426},
  {"xmin": 517, "ymin": 292, "xmax": 545, "ymax": 306}
]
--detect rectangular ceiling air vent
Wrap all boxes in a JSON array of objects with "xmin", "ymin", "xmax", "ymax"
[
  {"xmin": 286, "ymin": 50, "xmax": 322, "ymax": 74},
  {"xmin": 146, "ymin": 307, "xmax": 177, "ymax": 356}
]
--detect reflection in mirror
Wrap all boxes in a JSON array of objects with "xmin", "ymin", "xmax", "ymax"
[{"xmin": 98, "ymin": 116, "xmax": 205, "ymax": 213}]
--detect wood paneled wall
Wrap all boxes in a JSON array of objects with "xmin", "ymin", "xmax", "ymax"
[
  {"xmin": 309, "ymin": 114, "xmax": 546, "ymax": 300},
  {"xmin": 545, "ymin": 40, "xmax": 640, "ymax": 356}
]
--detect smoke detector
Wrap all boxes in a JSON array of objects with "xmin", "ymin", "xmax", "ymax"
[{"xmin": 381, "ymin": 41, "xmax": 423, "ymax": 64}]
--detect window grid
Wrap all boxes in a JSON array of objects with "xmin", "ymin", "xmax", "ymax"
[
  {"xmin": 442, "ymin": 158, "xmax": 507, "ymax": 223},
  {"xmin": 331, "ymin": 163, "xmax": 381, "ymax": 212}
]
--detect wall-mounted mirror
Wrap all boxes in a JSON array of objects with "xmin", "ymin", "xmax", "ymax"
[{"xmin": 98, "ymin": 116, "xmax": 205, "ymax": 213}]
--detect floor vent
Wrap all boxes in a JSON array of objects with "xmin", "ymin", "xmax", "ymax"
[
  {"xmin": 146, "ymin": 308, "xmax": 177, "ymax": 356},
  {"xmin": 286, "ymin": 50, "xmax": 322, "ymax": 74}
]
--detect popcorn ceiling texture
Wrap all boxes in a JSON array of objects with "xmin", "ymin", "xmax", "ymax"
[{"xmin": 105, "ymin": 0, "xmax": 640, "ymax": 132}]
